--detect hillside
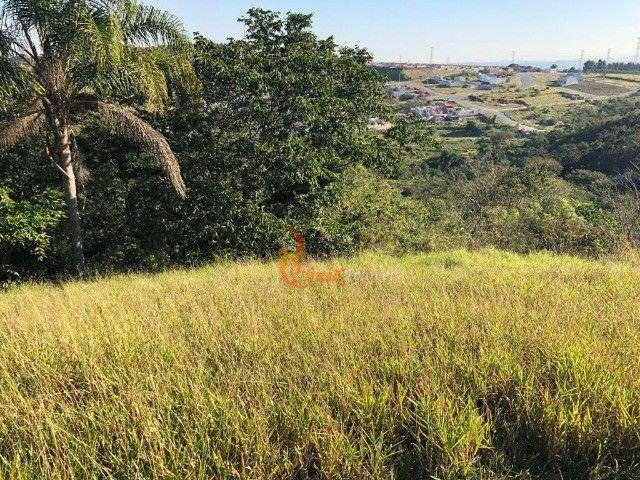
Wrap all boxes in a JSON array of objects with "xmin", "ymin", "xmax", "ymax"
[
  {"xmin": 550, "ymin": 109, "xmax": 640, "ymax": 173},
  {"xmin": 1, "ymin": 251, "xmax": 639, "ymax": 478}
]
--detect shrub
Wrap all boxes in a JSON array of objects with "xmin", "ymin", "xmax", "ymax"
[
  {"xmin": 0, "ymin": 189, "xmax": 64, "ymax": 286},
  {"xmin": 307, "ymin": 166, "xmax": 434, "ymax": 255}
]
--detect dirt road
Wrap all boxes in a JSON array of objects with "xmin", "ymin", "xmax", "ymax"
[{"xmin": 421, "ymin": 86, "xmax": 542, "ymax": 132}]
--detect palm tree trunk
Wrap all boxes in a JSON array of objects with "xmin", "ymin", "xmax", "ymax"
[{"xmin": 58, "ymin": 127, "xmax": 86, "ymax": 278}]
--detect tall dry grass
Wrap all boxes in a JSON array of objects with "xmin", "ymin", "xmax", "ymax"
[{"xmin": 0, "ymin": 250, "xmax": 639, "ymax": 479}]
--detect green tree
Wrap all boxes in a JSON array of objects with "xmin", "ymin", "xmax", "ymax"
[
  {"xmin": 0, "ymin": 187, "xmax": 64, "ymax": 285},
  {"xmin": 0, "ymin": 0, "xmax": 189, "ymax": 277},
  {"xmin": 177, "ymin": 9, "xmax": 422, "ymax": 255}
]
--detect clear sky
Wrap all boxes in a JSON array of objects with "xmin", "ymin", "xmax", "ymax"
[{"xmin": 148, "ymin": 0, "xmax": 640, "ymax": 64}]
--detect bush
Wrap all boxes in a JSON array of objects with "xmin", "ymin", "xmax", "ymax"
[
  {"xmin": 479, "ymin": 198, "xmax": 619, "ymax": 256},
  {"xmin": 0, "ymin": 188, "xmax": 64, "ymax": 286},
  {"xmin": 307, "ymin": 166, "xmax": 434, "ymax": 255},
  {"xmin": 399, "ymin": 93, "xmax": 417, "ymax": 101}
]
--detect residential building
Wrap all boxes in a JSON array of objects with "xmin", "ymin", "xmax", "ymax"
[
  {"xmin": 477, "ymin": 72, "xmax": 507, "ymax": 85},
  {"xmin": 557, "ymin": 73, "xmax": 583, "ymax": 87}
]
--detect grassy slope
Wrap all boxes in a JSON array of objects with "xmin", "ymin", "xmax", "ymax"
[{"xmin": 1, "ymin": 250, "xmax": 640, "ymax": 479}]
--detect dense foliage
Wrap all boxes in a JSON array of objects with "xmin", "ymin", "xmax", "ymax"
[
  {"xmin": 2, "ymin": 7, "xmax": 640, "ymax": 284},
  {"xmin": 584, "ymin": 60, "xmax": 640, "ymax": 73},
  {"xmin": 0, "ymin": 0, "xmax": 198, "ymax": 279},
  {"xmin": 0, "ymin": 8, "xmax": 434, "ymax": 283},
  {"xmin": 0, "ymin": 187, "xmax": 64, "ymax": 285},
  {"xmin": 407, "ymin": 102, "xmax": 640, "ymax": 256}
]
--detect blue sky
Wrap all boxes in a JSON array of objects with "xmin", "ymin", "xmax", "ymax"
[{"xmin": 148, "ymin": 0, "xmax": 640, "ymax": 63}]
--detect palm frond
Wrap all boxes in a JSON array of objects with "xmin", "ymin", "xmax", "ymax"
[
  {"xmin": 0, "ymin": 17, "xmax": 18, "ymax": 54},
  {"xmin": 62, "ymin": 1, "xmax": 192, "ymax": 110},
  {"xmin": 0, "ymin": 110, "xmax": 43, "ymax": 150},
  {"xmin": 76, "ymin": 44, "xmax": 196, "ymax": 113},
  {"xmin": 122, "ymin": 46, "xmax": 169, "ymax": 112},
  {"xmin": 97, "ymin": 102, "xmax": 186, "ymax": 198},
  {"xmin": 116, "ymin": 0, "xmax": 187, "ymax": 47},
  {"xmin": 74, "ymin": 6, "xmax": 124, "ymax": 70},
  {"xmin": 0, "ymin": 56, "xmax": 23, "ymax": 96},
  {"xmin": 1, "ymin": 0, "xmax": 57, "ymax": 31},
  {"xmin": 0, "ymin": 14, "xmax": 36, "ymax": 94}
]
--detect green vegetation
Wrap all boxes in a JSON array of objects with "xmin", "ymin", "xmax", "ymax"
[
  {"xmin": 0, "ymin": 0, "xmax": 192, "ymax": 276},
  {"xmin": 0, "ymin": 188, "xmax": 64, "ymax": 284},
  {"xmin": 1, "ymin": 250, "xmax": 640, "ymax": 478},
  {"xmin": 520, "ymin": 91, "xmax": 573, "ymax": 107},
  {"xmin": 373, "ymin": 66, "xmax": 408, "ymax": 81},
  {"xmin": 2, "ymin": 3, "xmax": 640, "ymax": 287},
  {"xmin": 405, "ymin": 143, "xmax": 620, "ymax": 256},
  {"xmin": 584, "ymin": 59, "xmax": 640, "ymax": 74},
  {"xmin": 1, "ymin": 5, "xmax": 431, "ymax": 284},
  {"xmin": 3, "ymin": 3, "xmax": 640, "ymax": 478}
]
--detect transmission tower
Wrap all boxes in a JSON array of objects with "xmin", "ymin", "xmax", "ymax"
[
  {"xmin": 636, "ymin": 37, "xmax": 640, "ymax": 62},
  {"xmin": 430, "ymin": 46, "xmax": 434, "ymax": 65}
]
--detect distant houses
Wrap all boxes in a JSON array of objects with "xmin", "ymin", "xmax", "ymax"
[
  {"xmin": 385, "ymin": 84, "xmax": 430, "ymax": 100},
  {"xmin": 477, "ymin": 72, "xmax": 507, "ymax": 86},
  {"xmin": 411, "ymin": 103, "xmax": 477, "ymax": 122},
  {"xmin": 425, "ymin": 76, "xmax": 445, "ymax": 85},
  {"xmin": 422, "ymin": 72, "xmax": 508, "ymax": 91},
  {"xmin": 385, "ymin": 85, "xmax": 407, "ymax": 98},
  {"xmin": 424, "ymin": 75, "xmax": 472, "ymax": 88}
]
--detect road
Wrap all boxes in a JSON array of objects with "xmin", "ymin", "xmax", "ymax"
[
  {"xmin": 420, "ymin": 86, "xmax": 543, "ymax": 133},
  {"xmin": 396, "ymin": 79, "xmax": 639, "ymax": 134},
  {"xmin": 459, "ymin": 99, "xmax": 539, "ymax": 132}
]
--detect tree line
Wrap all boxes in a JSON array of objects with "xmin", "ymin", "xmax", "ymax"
[
  {"xmin": 0, "ymin": 2, "xmax": 430, "ymax": 284},
  {"xmin": 583, "ymin": 60, "xmax": 640, "ymax": 73}
]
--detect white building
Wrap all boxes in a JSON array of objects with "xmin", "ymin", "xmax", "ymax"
[
  {"xmin": 557, "ymin": 73, "xmax": 583, "ymax": 87},
  {"xmin": 477, "ymin": 73, "xmax": 507, "ymax": 85}
]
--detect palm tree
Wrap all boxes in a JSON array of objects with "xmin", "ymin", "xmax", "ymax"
[{"xmin": 0, "ymin": 0, "xmax": 189, "ymax": 277}]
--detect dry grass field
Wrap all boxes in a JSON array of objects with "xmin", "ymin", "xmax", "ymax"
[
  {"xmin": 603, "ymin": 74, "xmax": 640, "ymax": 86},
  {"xmin": 1, "ymin": 250, "xmax": 640, "ymax": 479},
  {"xmin": 568, "ymin": 80, "xmax": 632, "ymax": 97},
  {"xmin": 520, "ymin": 91, "xmax": 575, "ymax": 107},
  {"xmin": 401, "ymin": 67, "xmax": 469, "ymax": 81}
]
